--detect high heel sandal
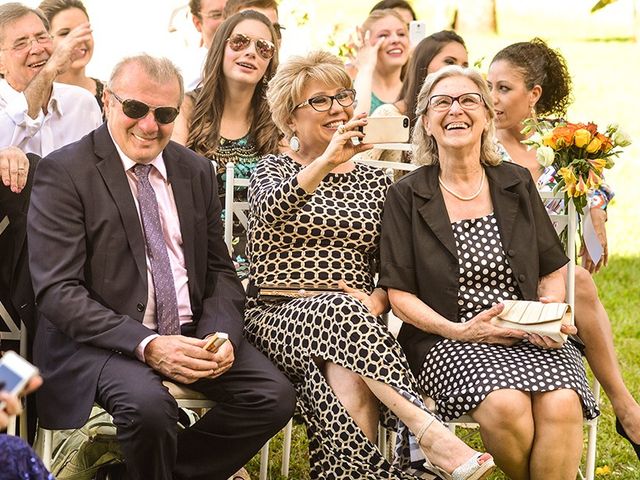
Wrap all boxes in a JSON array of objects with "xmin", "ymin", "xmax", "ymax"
[
  {"xmin": 616, "ymin": 417, "xmax": 640, "ymax": 460},
  {"xmin": 415, "ymin": 417, "xmax": 496, "ymax": 480}
]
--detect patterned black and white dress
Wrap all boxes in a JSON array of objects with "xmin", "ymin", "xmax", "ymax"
[
  {"xmin": 417, "ymin": 213, "xmax": 599, "ymax": 421},
  {"xmin": 244, "ymin": 154, "xmax": 432, "ymax": 479}
]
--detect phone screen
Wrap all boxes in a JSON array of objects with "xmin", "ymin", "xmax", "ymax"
[{"xmin": 0, "ymin": 364, "xmax": 22, "ymax": 393}]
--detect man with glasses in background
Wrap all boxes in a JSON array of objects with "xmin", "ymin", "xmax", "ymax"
[
  {"xmin": 0, "ymin": 2, "xmax": 101, "ymax": 156},
  {"xmin": 28, "ymin": 54, "xmax": 295, "ymax": 480}
]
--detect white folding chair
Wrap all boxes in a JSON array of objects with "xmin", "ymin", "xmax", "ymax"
[{"xmin": 223, "ymin": 161, "xmax": 291, "ymax": 479}]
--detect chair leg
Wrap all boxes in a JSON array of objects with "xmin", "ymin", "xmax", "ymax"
[
  {"xmin": 42, "ymin": 429, "xmax": 53, "ymax": 470},
  {"xmin": 259, "ymin": 439, "xmax": 269, "ymax": 480},
  {"xmin": 6, "ymin": 415, "xmax": 16, "ymax": 435},
  {"xmin": 584, "ymin": 382, "xmax": 601, "ymax": 480},
  {"xmin": 281, "ymin": 419, "xmax": 293, "ymax": 477}
]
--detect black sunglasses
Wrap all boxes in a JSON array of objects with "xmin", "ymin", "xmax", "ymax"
[
  {"xmin": 226, "ymin": 33, "xmax": 275, "ymax": 60},
  {"xmin": 107, "ymin": 90, "xmax": 180, "ymax": 125}
]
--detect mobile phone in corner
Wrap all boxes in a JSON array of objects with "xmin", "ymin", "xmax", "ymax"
[
  {"xmin": 409, "ymin": 21, "xmax": 427, "ymax": 48},
  {"xmin": 0, "ymin": 351, "xmax": 39, "ymax": 409}
]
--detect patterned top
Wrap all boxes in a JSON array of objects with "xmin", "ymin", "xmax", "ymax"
[{"xmin": 247, "ymin": 154, "xmax": 392, "ymax": 293}]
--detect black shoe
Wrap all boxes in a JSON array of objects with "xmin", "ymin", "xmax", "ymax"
[{"xmin": 616, "ymin": 417, "xmax": 640, "ymax": 461}]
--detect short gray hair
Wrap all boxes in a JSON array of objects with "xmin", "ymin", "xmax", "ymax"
[
  {"xmin": 108, "ymin": 54, "xmax": 184, "ymax": 106},
  {"xmin": 412, "ymin": 65, "xmax": 501, "ymax": 167},
  {"xmin": 0, "ymin": 3, "xmax": 50, "ymax": 45}
]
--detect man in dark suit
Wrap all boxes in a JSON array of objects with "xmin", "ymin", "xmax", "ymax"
[{"xmin": 27, "ymin": 55, "xmax": 295, "ymax": 480}]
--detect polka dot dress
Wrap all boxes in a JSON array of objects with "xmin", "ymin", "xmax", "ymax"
[
  {"xmin": 418, "ymin": 214, "xmax": 599, "ymax": 421},
  {"xmin": 245, "ymin": 155, "xmax": 433, "ymax": 479}
]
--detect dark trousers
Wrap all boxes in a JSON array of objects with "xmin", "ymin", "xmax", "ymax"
[{"xmin": 95, "ymin": 337, "xmax": 295, "ymax": 480}]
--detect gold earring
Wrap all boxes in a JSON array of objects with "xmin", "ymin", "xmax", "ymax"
[{"xmin": 530, "ymin": 105, "xmax": 537, "ymax": 120}]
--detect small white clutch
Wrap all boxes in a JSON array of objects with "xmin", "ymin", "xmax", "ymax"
[{"xmin": 490, "ymin": 300, "xmax": 574, "ymax": 344}]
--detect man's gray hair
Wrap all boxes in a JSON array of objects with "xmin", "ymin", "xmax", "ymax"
[
  {"xmin": 108, "ymin": 54, "xmax": 185, "ymax": 106},
  {"xmin": 0, "ymin": 3, "xmax": 50, "ymax": 45}
]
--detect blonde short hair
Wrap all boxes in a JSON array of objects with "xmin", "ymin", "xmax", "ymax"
[
  {"xmin": 412, "ymin": 65, "xmax": 501, "ymax": 167},
  {"xmin": 266, "ymin": 50, "xmax": 351, "ymax": 139}
]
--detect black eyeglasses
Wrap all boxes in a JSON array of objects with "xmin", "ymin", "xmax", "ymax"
[
  {"xmin": 427, "ymin": 93, "xmax": 484, "ymax": 112},
  {"xmin": 107, "ymin": 90, "xmax": 180, "ymax": 125},
  {"xmin": 226, "ymin": 33, "xmax": 275, "ymax": 60},
  {"xmin": 294, "ymin": 89, "xmax": 356, "ymax": 112}
]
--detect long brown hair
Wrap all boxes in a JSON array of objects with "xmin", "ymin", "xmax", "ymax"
[{"xmin": 187, "ymin": 10, "xmax": 280, "ymax": 159}]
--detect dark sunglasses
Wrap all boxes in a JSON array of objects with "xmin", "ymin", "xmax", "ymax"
[
  {"xmin": 107, "ymin": 90, "xmax": 180, "ymax": 125},
  {"xmin": 226, "ymin": 33, "xmax": 275, "ymax": 60}
]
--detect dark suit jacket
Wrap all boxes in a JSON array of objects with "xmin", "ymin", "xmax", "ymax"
[
  {"xmin": 0, "ymin": 153, "xmax": 39, "ymax": 336},
  {"xmin": 28, "ymin": 124, "xmax": 246, "ymax": 429},
  {"xmin": 379, "ymin": 161, "xmax": 569, "ymax": 375}
]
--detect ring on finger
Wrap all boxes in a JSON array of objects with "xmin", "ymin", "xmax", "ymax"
[{"xmin": 337, "ymin": 125, "xmax": 346, "ymax": 134}]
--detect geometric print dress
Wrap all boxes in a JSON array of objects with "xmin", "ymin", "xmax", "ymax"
[
  {"xmin": 244, "ymin": 154, "xmax": 434, "ymax": 479},
  {"xmin": 418, "ymin": 214, "xmax": 599, "ymax": 422}
]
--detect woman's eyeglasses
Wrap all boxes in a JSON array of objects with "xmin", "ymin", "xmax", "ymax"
[
  {"xmin": 107, "ymin": 90, "xmax": 180, "ymax": 125},
  {"xmin": 226, "ymin": 33, "xmax": 275, "ymax": 60},
  {"xmin": 294, "ymin": 89, "xmax": 356, "ymax": 112},
  {"xmin": 427, "ymin": 93, "xmax": 484, "ymax": 112}
]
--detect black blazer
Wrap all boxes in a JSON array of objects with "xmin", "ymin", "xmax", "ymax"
[
  {"xmin": 0, "ymin": 153, "xmax": 39, "ymax": 336},
  {"xmin": 27, "ymin": 124, "xmax": 245, "ymax": 429},
  {"xmin": 379, "ymin": 161, "xmax": 568, "ymax": 375}
]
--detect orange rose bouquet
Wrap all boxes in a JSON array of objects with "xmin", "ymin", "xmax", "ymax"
[{"xmin": 522, "ymin": 119, "xmax": 631, "ymax": 211}]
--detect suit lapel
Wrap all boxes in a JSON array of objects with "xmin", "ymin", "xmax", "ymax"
[
  {"xmin": 415, "ymin": 167, "xmax": 458, "ymax": 260},
  {"xmin": 94, "ymin": 125, "xmax": 147, "ymax": 283},
  {"xmin": 164, "ymin": 148, "xmax": 196, "ymax": 285}
]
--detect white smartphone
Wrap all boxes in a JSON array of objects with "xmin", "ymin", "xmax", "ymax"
[
  {"xmin": 203, "ymin": 332, "xmax": 228, "ymax": 353},
  {"xmin": 0, "ymin": 351, "xmax": 39, "ymax": 409},
  {"xmin": 359, "ymin": 116, "xmax": 410, "ymax": 144},
  {"xmin": 409, "ymin": 21, "xmax": 427, "ymax": 48}
]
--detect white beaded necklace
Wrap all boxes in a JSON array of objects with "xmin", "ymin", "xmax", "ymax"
[{"xmin": 438, "ymin": 168, "xmax": 486, "ymax": 201}]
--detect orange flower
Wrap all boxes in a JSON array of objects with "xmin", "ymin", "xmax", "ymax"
[
  {"xmin": 597, "ymin": 133, "xmax": 613, "ymax": 153},
  {"xmin": 552, "ymin": 126, "xmax": 574, "ymax": 148}
]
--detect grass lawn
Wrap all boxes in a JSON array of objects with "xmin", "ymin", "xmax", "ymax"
[{"xmin": 245, "ymin": 35, "xmax": 640, "ymax": 479}]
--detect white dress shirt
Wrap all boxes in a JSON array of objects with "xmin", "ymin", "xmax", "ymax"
[{"xmin": 0, "ymin": 79, "xmax": 102, "ymax": 156}]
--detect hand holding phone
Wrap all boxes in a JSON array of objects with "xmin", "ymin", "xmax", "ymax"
[
  {"xmin": 358, "ymin": 116, "xmax": 410, "ymax": 144},
  {"xmin": 203, "ymin": 333, "xmax": 228, "ymax": 353},
  {"xmin": 0, "ymin": 351, "xmax": 39, "ymax": 409}
]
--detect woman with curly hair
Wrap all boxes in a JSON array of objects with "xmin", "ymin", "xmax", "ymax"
[
  {"xmin": 173, "ymin": 10, "xmax": 280, "ymax": 278},
  {"xmin": 487, "ymin": 38, "xmax": 640, "ymax": 460}
]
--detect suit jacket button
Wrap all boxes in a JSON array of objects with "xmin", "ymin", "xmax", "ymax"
[
  {"xmin": 137, "ymin": 303, "xmax": 145, "ymax": 312},
  {"xmin": 507, "ymin": 250, "xmax": 515, "ymax": 257},
  {"xmin": 518, "ymin": 274, "xmax": 526, "ymax": 282}
]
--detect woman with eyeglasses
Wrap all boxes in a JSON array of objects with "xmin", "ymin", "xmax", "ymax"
[
  {"xmin": 38, "ymin": 0, "xmax": 104, "ymax": 112},
  {"xmin": 244, "ymin": 51, "xmax": 495, "ymax": 480},
  {"xmin": 360, "ymin": 30, "xmax": 468, "ymax": 169},
  {"xmin": 173, "ymin": 10, "xmax": 279, "ymax": 279},
  {"xmin": 352, "ymin": 9, "xmax": 410, "ymax": 115},
  {"xmin": 380, "ymin": 65, "xmax": 598, "ymax": 479},
  {"xmin": 487, "ymin": 39, "xmax": 640, "ymax": 461}
]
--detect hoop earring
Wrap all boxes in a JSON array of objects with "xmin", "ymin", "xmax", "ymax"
[{"xmin": 289, "ymin": 135, "xmax": 300, "ymax": 152}]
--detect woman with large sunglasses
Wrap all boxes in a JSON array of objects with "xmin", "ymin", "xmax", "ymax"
[
  {"xmin": 487, "ymin": 39, "xmax": 640, "ymax": 461},
  {"xmin": 243, "ymin": 51, "xmax": 495, "ymax": 480},
  {"xmin": 380, "ymin": 65, "xmax": 599, "ymax": 479},
  {"xmin": 173, "ymin": 10, "xmax": 279, "ymax": 279}
]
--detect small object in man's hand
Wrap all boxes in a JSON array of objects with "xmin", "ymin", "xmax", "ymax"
[{"xmin": 203, "ymin": 333, "xmax": 228, "ymax": 353}]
